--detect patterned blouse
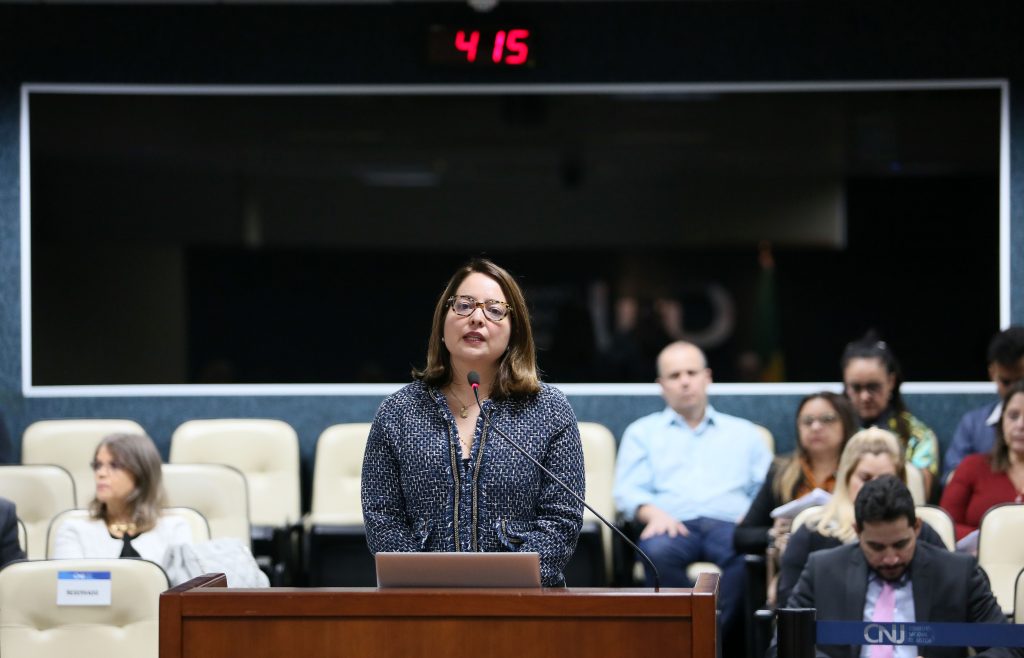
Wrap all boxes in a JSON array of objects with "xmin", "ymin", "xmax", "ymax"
[
  {"xmin": 361, "ymin": 380, "xmax": 585, "ymax": 586},
  {"xmin": 876, "ymin": 409, "xmax": 940, "ymax": 476}
]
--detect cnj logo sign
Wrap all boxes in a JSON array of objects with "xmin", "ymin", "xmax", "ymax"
[{"xmin": 865, "ymin": 624, "xmax": 906, "ymax": 645}]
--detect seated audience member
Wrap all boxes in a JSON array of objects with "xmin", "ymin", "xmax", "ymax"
[
  {"xmin": 53, "ymin": 433, "xmax": 193, "ymax": 563},
  {"xmin": 941, "ymin": 380, "xmax": 1024, "ymax": 541},
  {"xmin": 0, "ymin": 496, "xmax": 25, "ymax": 566},
  {"xmin": 778, "ymin": 475, "xmax": 1022, "ymax": 658},
  {"xmin": 841, "ymin": 332, "xmax": 940, "ymax": 494},
  {"xmin": 734, "ymin": 391, "xmax": 857, "ymax": 557},
  {"xmin": 777, "ymin": 427, "xmax": 945, "ymax": 608},
  {"xmin": 944, "ymin": 326, "xmax": 1024, "ymax": 474},
  {"xmin": 613, "ymin": 340, "xmax": 772, "ymax": 645}
]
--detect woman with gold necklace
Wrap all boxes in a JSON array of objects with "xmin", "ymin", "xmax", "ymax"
[
  {"xmin": 361, "ymin": 258, "xmax": 585, "ymax": 587},
  {"xmin": 53, "ymin": 433, "xmax": 192, "ymax": 562}
]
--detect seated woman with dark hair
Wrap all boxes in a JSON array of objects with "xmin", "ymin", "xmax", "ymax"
[
  {"xmin": 941, "ymin": 380, "xmax": 1024, "ymax": 541},
  {"xmin": 776, "ymin": 427, "xmax": 946, "ymax": 607},
  {"xmin": 841, "ymin": 333, "xmax": 940, "ymax": 494},
  {"xmin": 734, "ymin": 391, "xmax": 858, "ymax": 557},
  {"xmin": 53, "ymin": 433, "xmax": 193, "ymax": 562}
]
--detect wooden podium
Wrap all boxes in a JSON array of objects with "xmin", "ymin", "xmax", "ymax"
[{"xmin": 160, "ymin": 573, "xmax": 718, "ymax": 658}]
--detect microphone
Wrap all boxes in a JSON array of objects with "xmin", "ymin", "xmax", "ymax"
[{"xmin": 467, "ymin": 371, "xmax": 661, "ymax": 591}]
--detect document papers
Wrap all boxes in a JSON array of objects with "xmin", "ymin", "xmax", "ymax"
[{"xmin": 770, "ymin": 488, "xmax": 833, "ymax": 519}]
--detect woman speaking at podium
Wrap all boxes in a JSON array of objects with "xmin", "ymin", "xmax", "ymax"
[{"xmin": 361, "ymin": 258, "xmax": 584, "ymax": 586}]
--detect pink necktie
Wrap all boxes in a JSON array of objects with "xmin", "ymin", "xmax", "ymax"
[{"xmin": 871, "ymin": 580, "xmax": 896, "ymax": 658}]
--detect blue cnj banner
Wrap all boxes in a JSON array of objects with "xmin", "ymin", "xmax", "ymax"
[{"xmin": 816, "ymin": 621, "xmax": 1024, "ymax": 647}]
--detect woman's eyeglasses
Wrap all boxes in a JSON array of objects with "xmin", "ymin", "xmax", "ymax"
[
  {"xmin": 847, "ymin": 382, "xmax": 884, "ymax": 395},
  {"xmin": 448, "ymin": 295, "xmax": 512, "ymax": 322},
  {"xmin": 798, "ymin": 414, "xmax": 839, "ymax": 427},
  {"xmin": 90, "ymin": 460, "xmax": 123, "ymax": 473}
]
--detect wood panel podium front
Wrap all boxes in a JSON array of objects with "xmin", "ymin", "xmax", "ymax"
[{"xmin": 160, "ymin": 572, "xmax": 718, "ymax": 658}]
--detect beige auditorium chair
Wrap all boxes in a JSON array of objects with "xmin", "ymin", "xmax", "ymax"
[
  {"xmin": 170, "ymin": 419, "xmax": 300, "ymax": 530},
  {"xmin": 0, "ymin": 464, "xmax": 77, "ymax": 558},
  {"xmin": 0, "ymin": 557, "xmax": 168, "ymax": 658},
  {"xmin": 305, "ymin": 423, "xmax": 373, "ymax": 586},
  {"xmin": 977, "ymin": 502, "xmax": 1024, "ymax": 616},
  {"xmin": 16, "ymin": 519, "xmax": 26, "ymax": 555},
  {"xmin": 904, "ymin": 464, "xmax": 927, "ymax": 505},
  {"xmin": 46, "ymin": 507, "xmax": 212, "ymax": 558},
  {"xmin": 162, "ymin": 463, "xmax": 251, "ymax": 546},
  {"xmin": 575, "ymin": 422, "xmax": 616, "ymax": 585},
  {"xmin": 915, "ymin": 504, "xmax": 955, "ymax": 551},
  {"xmin": 22, "ymin": 419, "xmax": 146, "ymax": 508},
  {"xmin": 754, "ymin": 424, "xmax": 775, "ymax": 454}
]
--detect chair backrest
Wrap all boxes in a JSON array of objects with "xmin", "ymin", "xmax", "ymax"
[
  {"xmin": 790, "ymin": 505, "xmax": 822, "ymax": 534},
  {"xmin": 1015, "ymin": 567, "xmax": 1024, "ymax": 624},
  {"xmin": 754, "ymin": 424, "xmax": 775, "ymax": 454},
  {"xmin": 0, "ymin": 557, "xmax": 168, "ymax": 658},
  {"xmin": 170, "ymin": 419, "xmax": 300, "ymax": 528},
  {"xmin": 309, "ymin": 423, "xmax": 372, "ymax": 525},
  {"xmin": 914, "ymin": 504, "xmax": 955, "ymax": 551},
  {"xmin": 16, "ymin": 518, "xmax": 26, "ymax": 554},
  {"xmin": 46, "ymin": 507, "xmax": 212, "ymax": 558},
  {"xmin": 977, "ymin": 502, "xmax": 1024, "ymax": 616},
  {"xmin": 22, "ymin": 419, "xmax": 146, "ymax": 508},
  {"xmin": 579, "ymin": 422, "xmax": 616, "ymax": 581},
  {"xmin": 162, "ymin": 463, "xmax": 251, "ymax": 546},
  {"xmin": 903, "ymin": 464, "xmax": 927, "ymax": 505},
  {"xmin": 0, "ymin": 464, "xmax": 77, "ymax": 558}
]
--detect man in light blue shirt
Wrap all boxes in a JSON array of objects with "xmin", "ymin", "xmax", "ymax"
[{"xmin": 613, "ymin": 341, "xmax": 772, "ymax": 642}]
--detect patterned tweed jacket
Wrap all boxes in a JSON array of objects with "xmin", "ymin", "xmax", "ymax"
[{"xmin": 361, "ymin": 380, "xmax": 585, "ymax": 586}]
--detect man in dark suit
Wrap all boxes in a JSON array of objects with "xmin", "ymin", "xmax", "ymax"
[
  {"xmin": 0, "ymin": 497, "xmax": 25, "ymax": 567},
  {"xmin": 781, "ymin": 475, "xmax": 1020, "ymax": 658}
]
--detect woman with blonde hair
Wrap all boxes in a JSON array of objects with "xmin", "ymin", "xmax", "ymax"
[
  {"xmin": 53, "ymin": 433, "xmax": 193, "ymax": 562},
  {"xmin": 776, "ymin": 427, "xmax": 944, "ymax": 606}
]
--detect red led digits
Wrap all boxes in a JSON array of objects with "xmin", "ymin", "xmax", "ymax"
[
  {"xmin": 452, "ymin": 28, "xmax": 530, "ymax": 65},
  {"xmin": 454, "ymin": 30, "xmax": 480, "ymax": 63},
  {"xmin": 504, "ymin": 29, "xmax": 529, "ymax": 65}
]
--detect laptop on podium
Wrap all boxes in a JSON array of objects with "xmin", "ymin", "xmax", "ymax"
[{"xmin": 375, "ymin": 552, "xmax": 542, "ymax": 588}]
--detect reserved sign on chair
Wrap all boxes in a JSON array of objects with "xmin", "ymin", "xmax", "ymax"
[{"xmin": 57, "ymin": 571, "xmax": 111, "ymax": 606}]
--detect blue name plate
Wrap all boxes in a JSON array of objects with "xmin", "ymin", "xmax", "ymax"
[
  {"xmin": 817, "ymin": 621, "xmax": 1024, "ymax": 648},
  {"xmin": 57, "ymin": 571, "xmax": 112, "ymax": 606}
]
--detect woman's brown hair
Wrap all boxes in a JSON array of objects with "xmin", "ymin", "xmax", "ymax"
[
  {"xmin": 89, "ymin": 432, "xmax": 167, "ymax": 532},
  {"xmin": 413, "ymin": 258, "xmax": 540, "ymax": 398},
  {"xmin": 991, "ymin": 380, "xmax": 1024, "ymax": 472},
  {"xmin": 773, "ymin": 391, "xmax": 858, "ymax": 503}
]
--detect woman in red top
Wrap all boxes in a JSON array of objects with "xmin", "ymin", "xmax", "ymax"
[{"xmin": 940, "ymin": 380, "xmax": 1024, "ymax": 540}]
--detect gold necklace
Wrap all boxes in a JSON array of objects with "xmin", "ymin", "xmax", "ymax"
[
  {"xmin": 447, "ymin": 387, "xmax": 471, "ymax": 419},
  {"xmin": 109, "ymin": 521, "xmax": 137, "ymax": 537}
]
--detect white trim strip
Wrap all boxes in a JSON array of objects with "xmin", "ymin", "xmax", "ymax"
[
  {"xmin": 999, "ymin": 79, "xmax": 1012, "ymax": 327},
  {"xmin": 21, "ymin": 80, "xmax": 1008, "ymax": 96},
  {"xmin": 19, "ymin": 86, "xmax": 32, "ymax": 397},
  {"xmin": 22, "ymin": 381, "xmax": 996, "ymax": 398},
  {"xmin": 20, "ymin": 80, "xmax": 1011, "ymax": 396}
]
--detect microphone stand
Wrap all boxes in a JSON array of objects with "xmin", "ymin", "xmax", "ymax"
[{"xmin": 469, "ymin": 375, "xmax": 661, "ymax": 591}]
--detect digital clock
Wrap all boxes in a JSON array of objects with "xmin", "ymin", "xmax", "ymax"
[{"xmin": 428, "ymin": 25, "xmax": 535, "ymax": 67}]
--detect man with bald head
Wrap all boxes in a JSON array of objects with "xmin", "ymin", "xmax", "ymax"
[{"xmin": 614, "ymin": 341, "xmax": 772, "ymax": 644}]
